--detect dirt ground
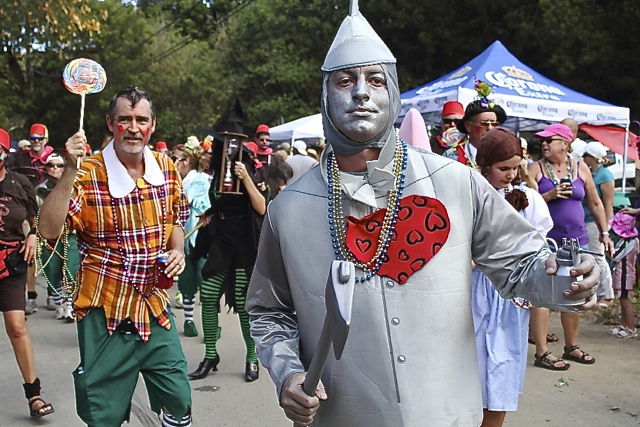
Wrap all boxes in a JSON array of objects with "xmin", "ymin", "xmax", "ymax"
[{"xmin": 503, "ymin": 309, "xmax": 639, "ymax": 427}]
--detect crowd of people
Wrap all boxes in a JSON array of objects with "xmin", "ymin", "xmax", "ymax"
[{"xmin": 0, "ymin": 1, "xmax": 637, "ymax": 426}]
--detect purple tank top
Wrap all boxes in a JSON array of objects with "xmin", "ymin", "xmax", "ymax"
[{"xmin": 537, "ymin": 163, "xmax": 588, "ymax": 246}]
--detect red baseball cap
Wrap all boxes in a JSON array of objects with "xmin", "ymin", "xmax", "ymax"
[
  {"xmin": 441, "ymin": 101, "xmax": 464, "ymax": 118},
  {"xmin": 0, "ymin": 128, "xmax": 10, "ymax": 151},
  {"xmin": 255, "ymin": 124, "xmax": 270, "ymax": 135},
  {"xmin": 29, "ymin": 123, "xmax": 48, "ymax": 138},
  {"xmin": 155, "ymin": 141, "xmax": 168, "ymax": 150}
]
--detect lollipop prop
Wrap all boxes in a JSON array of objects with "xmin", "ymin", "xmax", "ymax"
[{"xmin": 62, "ymin": 58, "xmax": 107, "ymax": 168}]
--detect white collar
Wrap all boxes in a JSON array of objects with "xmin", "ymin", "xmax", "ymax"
[
  {"xmin": 182, "ymin": 169, "xmax": 196, "ymax": 191},
  {"xmin": 103, "ymin": 141, "xmax": 165, "ymax": 198}
]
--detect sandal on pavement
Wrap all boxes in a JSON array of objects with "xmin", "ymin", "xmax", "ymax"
[
  {"xmin": 609, "ymin": 325, "xmax": 624, "ymax": 335},
  {"xmin": 563, "ymin": 345, "xmax": 595, "ymax": 364},
  {"xmin": 534, "ymin": 350, "xmax": 570, "ymax": 371},
  {"xmin": 28, "ymin": 397, "xmax": 55, "ymax": 418},
  {"xmin": 616, "ymin": 327, "xmax": 637, "ymax": 339},
  {"xmin": 23, "ymin": 378, "xmax": 54, "ymax": 418}
]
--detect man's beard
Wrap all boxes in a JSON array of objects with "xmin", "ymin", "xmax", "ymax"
[{"xmin": 120, "ymin": 144, "xmax": 144, "ymax": 154}]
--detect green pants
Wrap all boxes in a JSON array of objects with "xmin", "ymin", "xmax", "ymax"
[{"xmin": 73, "ymin": 307, "xmax": 191, "ymax": 427}]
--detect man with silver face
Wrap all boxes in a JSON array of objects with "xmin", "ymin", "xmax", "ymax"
[{"xmin": 246, "ymin": 2, "xmax": 600, "ymax": 426}]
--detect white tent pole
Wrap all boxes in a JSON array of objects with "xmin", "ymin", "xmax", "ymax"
[{"xmin": 622, "ymin": 121, "xmax": 630, "ymax": 193}]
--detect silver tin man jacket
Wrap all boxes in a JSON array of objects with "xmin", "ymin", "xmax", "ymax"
[{"xmin": 246, "ymin": 143, "xmax": 577, "ymax": 427}]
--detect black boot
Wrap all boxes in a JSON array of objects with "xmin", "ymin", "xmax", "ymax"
[
  {"xmin": 245, "ymin": 361, "xmax": 259, "ymax": 382},
  {"xmin": 188, "ymin": 355, "xmax": 220, "ymax": 380}
]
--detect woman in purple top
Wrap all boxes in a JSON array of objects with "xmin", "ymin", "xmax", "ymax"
[{"xmin": 527, "ymin": 123, "xmax": 612, "ymax": 370}]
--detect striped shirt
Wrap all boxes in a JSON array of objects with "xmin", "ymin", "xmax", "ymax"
[{"xmin": 67, "ymin": 144, "xmax": 189, "ymax": 341}]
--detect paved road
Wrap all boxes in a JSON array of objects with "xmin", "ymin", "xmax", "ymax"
[
  {"xmin": 1, "ymin": 279, "xmax": 638, "ymax": 426},
  {"xmin": 0, "ymin": 278, "xmax": 290, "ymax": 427}
]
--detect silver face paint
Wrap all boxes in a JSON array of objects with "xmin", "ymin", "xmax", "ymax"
[{"xmin": 327, "ymin": 65, "xmax": 390, "ymax": 143}]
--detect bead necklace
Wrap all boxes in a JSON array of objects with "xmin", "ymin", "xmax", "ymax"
[
  {"xmin": 110, "ymin": 183, "xmax": 167, "ymax": 298},
  {"xmin": 543, "ymin": 155, "xmax": 573, "ymax": 185},
  {"xmin": 464, "ymin": 142, "xmax": 478, "ymax": 169},
  {"xmin": 327, "ymin": 137, "xmax": 407, "ymax": 283},
  {"xmin": 35, "ymin": 217, "xmax": 78, "ymax": 299}
]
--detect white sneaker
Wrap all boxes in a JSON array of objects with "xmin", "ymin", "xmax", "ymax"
[
  {"xmin": 63, "ymin": 303, "xmax": 74, "ymax": 322},
  {"xmin": 46, "ymin": 296, "xmax": 57, "ymax": 311},
  {"xmin": 55, "ymin": 305, "xmax": 66, "ymax": 320},
  {"xmin": 25, "ymin": 299, "xmax": 38, "ymax": 315}
]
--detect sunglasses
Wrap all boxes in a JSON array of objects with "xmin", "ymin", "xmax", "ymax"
[
  {"xmin": 473, "ymin": 120, "xmax": 500, "ymax": 129},
  {"xmin": 442, "ymin": 118, "xmax": 460, "ymax": 125},
  {"xmin": 46, "ymin": 163, "xmax": 64, "ymax": 169},
  {"xmin": 541, "ymin": 137, "xmax": 564, "ymax": 144},
  {"xmin": 171, "ymin": 156, "xmax": 187, "ymax": 163},
  {"xmin": 29, "ymin": 136, "xmax": 45, "ymax": 142}
]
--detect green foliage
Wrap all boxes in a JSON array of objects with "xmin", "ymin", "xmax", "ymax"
[{"xmin": 0, "ymin": 0, "xmax": 639, "ymax": 148}]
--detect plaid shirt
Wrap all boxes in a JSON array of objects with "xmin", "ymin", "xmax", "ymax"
[{"xmin": 67, "ymin": 147, "xmax": 189, "ymax": 342}]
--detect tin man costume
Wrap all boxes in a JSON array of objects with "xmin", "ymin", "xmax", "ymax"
[{"xmin": 246, "ymin": 2, "xmax": 599, "ymax": 426}]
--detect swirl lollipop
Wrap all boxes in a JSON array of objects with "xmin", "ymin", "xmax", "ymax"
[
  {"xmin": 441, "ymin": 127, "xmax": 468, "ymax": 149},
  {"xmin": 62, "ymin": 58, "xmax": 107, "ymax": 167}
]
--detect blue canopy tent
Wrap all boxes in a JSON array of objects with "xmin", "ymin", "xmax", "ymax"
[{"xmin": 399, "ymin": 41, "xmax": 630, "ymax": 132}]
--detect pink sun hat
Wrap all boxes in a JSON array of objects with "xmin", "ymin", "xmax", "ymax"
[
  {"xmin": 535, "ymin": 123, "xmax": 573, "ymax": 141},
  {"xmin": 610, "ymin": 212, "xmax": 638, "ymax": 239}
]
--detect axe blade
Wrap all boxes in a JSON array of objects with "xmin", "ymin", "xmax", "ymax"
[{"xmin": 325, "ymin": 260, "xmax": 356, "ymax": 359}]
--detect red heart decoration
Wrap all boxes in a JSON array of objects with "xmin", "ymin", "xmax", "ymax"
[{"xmin": 344, "ymin": 195, "xmax": 450, "ymax": 284}]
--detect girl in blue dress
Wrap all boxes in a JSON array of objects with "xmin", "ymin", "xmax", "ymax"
[{"xmin": 472, "ymin": 128, "xmax": 553, "ymax": 427}]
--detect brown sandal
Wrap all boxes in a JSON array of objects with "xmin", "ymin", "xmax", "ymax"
[
  {"xmin": 23, "ymin": 378, "xmax": 54, "ymax": 418},
  {"xmin": 534, "ymin": 350, "xmax": 570, "ymax": 371},
  {"xmin": 563, "ymin": 345, "xmax": 595, "ymax": 365}
]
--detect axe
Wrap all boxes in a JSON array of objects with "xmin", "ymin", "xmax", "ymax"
[{"xmin": 302, "ymin": 260, "xmax": 356, "ymax": 396}]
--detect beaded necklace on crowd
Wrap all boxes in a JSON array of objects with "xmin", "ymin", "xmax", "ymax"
[
  {"xmin": 110, "ymin": 183, "xmax": 167, "ymax": 298},
  {"xmin": 543, "ymin": 155, "xmax": 575, "ymax": 185},
  {"xmin": 35, "ymin": 218, "xmax": 78, "ymax": 299},
  {"xmin": 327, "ymin": 136, "xmax": 407, "ymax": 283},
  {"xmin": 464, "ymin": 143, "xmax": 479, "ymax": 169}
]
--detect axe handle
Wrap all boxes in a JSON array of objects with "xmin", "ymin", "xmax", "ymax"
[
  {"xmin": 184, "ymin": 221, "xmax": 204, "ymax": 240},
  {"xmin": 302, "ymin": 317, "xmax": 331, "ymax": 396}
]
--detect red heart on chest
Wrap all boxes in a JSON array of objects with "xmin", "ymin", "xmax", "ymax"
[{"xmin": 344, "ymin": 195, "xmax": 450, "ymax": 284}]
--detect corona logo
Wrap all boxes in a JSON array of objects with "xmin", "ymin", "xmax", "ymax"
[
  {"xmin": 502, "ymin": 65, "xmax": 533, "ymax": 81},
  {"xmin": 449, "ymin": 66, "xmax": 471, "ymax": 79}
]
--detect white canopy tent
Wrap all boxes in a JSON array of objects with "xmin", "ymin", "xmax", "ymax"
[{"xmin": 269, "ymin": 113, "xmax": 324, "ymax": 142}]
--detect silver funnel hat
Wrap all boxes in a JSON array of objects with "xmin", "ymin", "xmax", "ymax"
[
  {"xmin": 321, "ymin": 0, "xmax": 400, "ymax": 156},
  {"xmin": 321, "ymin": 0, "xmax": 396, "ymax": 72}
]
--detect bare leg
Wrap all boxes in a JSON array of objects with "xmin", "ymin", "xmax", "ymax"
[
  {"xmin": 26, "ymin": 263, "xmax": 36, "ymax": 293},
  {"xmin": 620, "ymin": 298, "xmax": 636, "ymax": 329},
  {"xmin": 4, "ymin": 310, "xmax": 36, "ymax": 383},
  {"xmin": 529, "ymin": 308, "xmax": 566, "ymax": 367},
  {"xmin": 481, "ymin": 409, "xmax": 506, "ymax": 427},
  {"xmin": 561, "ymin": 312, "xmax": 593, "ymax": 362}
]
